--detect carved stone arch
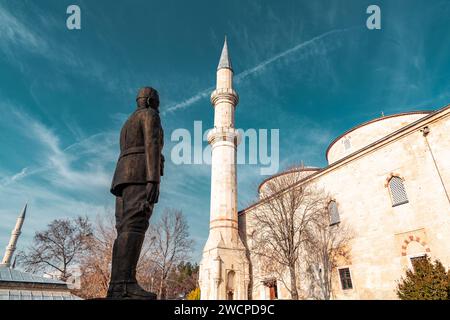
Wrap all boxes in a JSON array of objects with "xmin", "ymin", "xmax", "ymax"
[
  {"xmin": 384, "ymin": 172, "xmax": 406, "ymax": 188},
  {"xmin": 327, "ymin": 197, "xmax": 338, "ymax": 210},
  {"xmin": 401, "ymin": 235, "xmax": 431, "ymax": 256}
]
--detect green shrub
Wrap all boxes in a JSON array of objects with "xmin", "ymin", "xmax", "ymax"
[{"xmin": 396, "ymin": 256, "xmax": 449, "ymax": 300}]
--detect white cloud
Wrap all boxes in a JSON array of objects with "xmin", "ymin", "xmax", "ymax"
[
  {"xmin": 0, "ymin": 176, "xmax": 114, "ymax": 258},
  {"xmin": 0, "ymin": 3, "xmax": 137, "ymax": 100},
  {"xmin": 0, "ymin": 3, "xmax": 48, "ymax": 55},
  {"xmin": 0, "ymin": 103, "xmax": 117, "ymax": 257},
  {"xmin": 0, "ymin": 101, "xmax": 117, "ymax": 192}
]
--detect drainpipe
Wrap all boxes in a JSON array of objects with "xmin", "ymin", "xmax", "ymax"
[{"xmin": 421, "ymin": 126, "xmax": 450, "ymax": 206}]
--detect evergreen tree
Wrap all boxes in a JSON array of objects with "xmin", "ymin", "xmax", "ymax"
[{"xmin": 397, "ymin": 257, "xmax": 449, "ymax": 300}]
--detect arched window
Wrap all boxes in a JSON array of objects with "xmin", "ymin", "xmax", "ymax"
[
  {"xmin": 388, "ymin": 176, "xmax": 409, "ymax": 206},
  {"xmin": 328, "ymin": 200, "xmax": 340, "ymax": 226},
  {"xmin": 226, "ymin": 271, "xmax": 235, "ymax": 300}
]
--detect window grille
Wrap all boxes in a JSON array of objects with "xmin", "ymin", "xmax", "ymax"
[
  {"xmin": 389, "ymin": 176, "xmax": 408, "ymax": 206},
  {"xmin": 328, "ymin": 201, "xmax": 340, "ymax": 226},
  {"xmin": 339, "ymin": 268, "xmax": 353, "ymax": 290}
]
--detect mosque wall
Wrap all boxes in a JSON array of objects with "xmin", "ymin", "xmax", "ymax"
[{"xmin": 240, "ymin": 107, "xmax": 450, "ymax": 300}]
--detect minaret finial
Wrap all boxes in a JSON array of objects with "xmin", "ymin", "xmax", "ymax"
[
  {"xmin": 217, "ymin": 36, "xmax": 233, "ymax": 71},
  {"xmin": 1, "ymin": 204, "xmax": 27, "ymax": 268}
]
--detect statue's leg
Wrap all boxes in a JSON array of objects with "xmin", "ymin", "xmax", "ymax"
[
  {"xmin": 107, "ymin": 195, "xmax": 123, "ymax": 297},
  {"xmin": 115, "ymin": 195, "xmax": 124, "ymax": 233},
  {"xmin": 107, "ymin": 184, "xmax": 156, "ymax": 299},
  {"xmin": 121, "ymin": 184, "xmax": 151, "ymax": 234}
]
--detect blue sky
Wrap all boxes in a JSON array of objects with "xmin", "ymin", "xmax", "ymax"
[{"xmin": 1, "ymin": 0, "xmax": 450, "ymax": 263}]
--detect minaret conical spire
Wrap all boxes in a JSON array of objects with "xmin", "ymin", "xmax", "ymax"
[
  {"xmin": 19, "ymin": 203, "xmax": 27, "ymax": 219},
  {"xmin": 1, "ymin": 204, "xmax": 27, "ymax": 268},
  {"xmin": 217, "ymin": 36, "xmax": 233, "ymax": 71}
]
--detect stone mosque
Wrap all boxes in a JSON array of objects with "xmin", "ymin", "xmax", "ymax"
[
  {"xmin": 0, "ymin": 205, "xmax": 79, "ymax": 300},
  {"xmin": 1, "ymin": 38, "xmax": 448, "ymax": 301},
  {"xmin": 199, "ymin": 39, "xmax": 450, "ymax": 300}
]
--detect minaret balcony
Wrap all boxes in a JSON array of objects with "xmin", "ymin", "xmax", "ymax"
[{"xmin": 210, "ymin": 88, "xmax": 239, "ymax": 107}]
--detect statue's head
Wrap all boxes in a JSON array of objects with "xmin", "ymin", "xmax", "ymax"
[{"xmin": 136, "ymin": 87, "xmax": 159, "ymax": 110}]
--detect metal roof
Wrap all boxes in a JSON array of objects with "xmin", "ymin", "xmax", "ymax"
[
  {"xmin": 0, "ymin": 289, "xmax": 80, "ymax": 300},
  {"xmin": 0, "ymin": 266, "xmax": 63, "ymax": 285},
  {"xmin": 0, "ymin": 266, "xmax": 81, "ymax": 300}
]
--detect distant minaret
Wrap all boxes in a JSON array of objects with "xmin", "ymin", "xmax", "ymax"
[
  {"xmin": 199, "ymin": 38, "xmax": 249, "ymax": 300},
  {"xmin": 1, "ymin": 204, "xmax": 27, "ymax": 268}
]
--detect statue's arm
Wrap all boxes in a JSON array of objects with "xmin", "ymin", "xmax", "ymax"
[
  {"xmin": 160, "ymin": 129, "xmax": 165, "ymax": 176},
  {"xmin": 142, "ymin": 110, "xmax": 162, "ymax": 183}
]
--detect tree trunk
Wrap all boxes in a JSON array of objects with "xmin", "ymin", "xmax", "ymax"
[
  {"xmin": 323, "ymin": 270, "xmax": 331, "ymax": 300},
  {"xmin": 158, "ymin": 276, "xmax": 166, "ymax": 300},
  {"xmin": 159, "ymin": 278, "xmax": 164, "ymax": 299},
  {"xmin": 289, "ymin": 263, "xmax": 299, "ymax": 300}
]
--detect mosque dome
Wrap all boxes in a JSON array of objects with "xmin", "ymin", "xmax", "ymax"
[
  {"xmin": 258, "ymin": 167, "xmax": 320, "ymax": 198},
  {"xmin": 256, "ymin": 111, "xmax": 432, "ymax": 199},
  {"xmin": 326, "ymin": 111, "xmax": 432, "ymax": 164}
]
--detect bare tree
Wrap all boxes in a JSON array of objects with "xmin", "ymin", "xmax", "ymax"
[
  {"xmin": 249, "ymin": 166, "xmax": 327, "ymax": 299},
  {"xmin": 304, "ymin": 205, "xmax": 353, "ymax": 300},
  {"xmin": 74, "ymin": 215, "xmax": 116, "ymax": 299},
  {"xmin": 72, "ymin": 210, "xmax": 194, "ymax": 299},
  {"xmin": 148, "ymin": 208, "xmax": 194, "ymax": 299},
  {"xmin": 164, "ymin": 262, "xmax": 199, "ymax": 299},
  {"xmin": 75, "ymin": 214, "xmax": 159, "ymax": 299},
  {"xmin": 18, "ymin": 216, "xmax": 92, "ymax": 281}
]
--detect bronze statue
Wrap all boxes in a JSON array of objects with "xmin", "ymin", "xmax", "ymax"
[{"xmin": 107, "ymin": 87, "xmax": 164, "ymax": 299}]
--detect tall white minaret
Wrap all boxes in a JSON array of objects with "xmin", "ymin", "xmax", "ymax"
[
  {"xmin": 1, "ymin": 204, "xmax": 27, "ymax": 268},
  {"xmin": 199, "ymin": 38, "xmax": 249, "ymax": 300}
]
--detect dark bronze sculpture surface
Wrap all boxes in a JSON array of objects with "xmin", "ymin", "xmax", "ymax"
[{"xmin": 107, "ymin": 87, "xmax": 164, "ymax": 299}]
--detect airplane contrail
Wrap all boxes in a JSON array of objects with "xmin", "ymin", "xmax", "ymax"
[
  {"xmin": 164, "ymin": 27, "xmax": 356, "ymax": 114},
  {"xmin": 164, "ymin": 86, "xmax": 214, "ymax": 114}
]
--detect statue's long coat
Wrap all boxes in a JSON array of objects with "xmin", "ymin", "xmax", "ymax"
[{"xmin": 111, "ymin": 107, "xmax": 164, "ymax": 197}]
